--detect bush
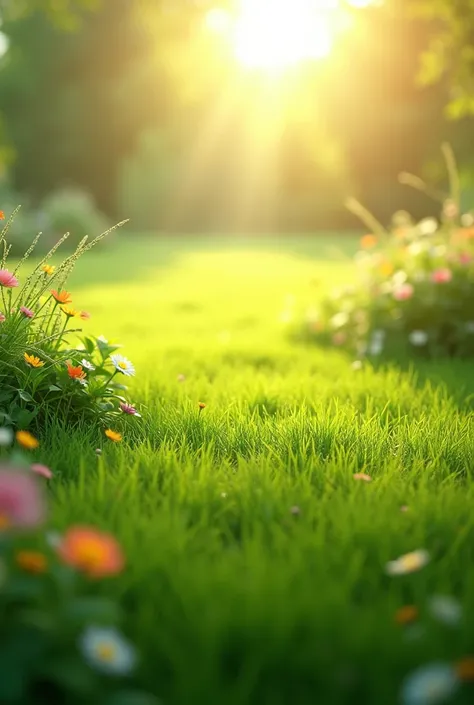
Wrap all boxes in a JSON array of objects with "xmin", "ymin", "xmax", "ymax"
[
  {"xmin": 40, "ymin": 187, "xmax": 111, "ymax": 252},
  {"xmin": 0, "ymin": 209, "xmax": 141, "ymax": 434},
  {"xmin": 298, "ymin": 147, "xmax": 474, "ymax": 359}
]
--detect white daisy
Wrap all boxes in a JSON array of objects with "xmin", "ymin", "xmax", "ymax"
[
  {"xmin": 81, "ymin": 359, "xmax": 95, "ymax": 371},
  {"xmin": 0, "ymin": 427, "xmax": 13, "ymax": 447},
  {"xmin": 110, "ymin": 354, "xmax": 135, "ymax": 377},
  {"xmin": 385, "ymin": 549, "xmax": 430, "ymax": 576},
  {"xmin": 409, "ymin": 330, "xmax": 429, "ymax": 347},
  {"xmin": 400, "ymin": 663, "xmax": 459, "ymax": 705},
  {"xmin": 79, "ymin": 626, "xmax": 137, "ymax": 676}
]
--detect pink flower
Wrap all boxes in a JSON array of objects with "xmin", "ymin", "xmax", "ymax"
[
  {"xmin": 120, "ymin": 402, "xmax": 140, "ymax": 416},
  {"xmin": 0, "ymin": 313, "xmax": 5, "ymax": 323},
  {"xmin": 393, "ymin": 283, "xmax": 414, "ymax": 301},
  {"xmin": 30, "ymin": 464, "xmax": 53, "ymax": 480},
  {"xmin": 0, "ymin": 269, "xmax": 19, "ymax": 288},
  {"xmin": 0, "ymin": 465, "xmax": 47, "ymax": 530},
  {"xmin": 431, "ymin": 268, "xmax": 452, "ymax": 284},
  {"xmin": 459, "ymin": 253, "xmax": 472, "ymax": 266},
  {"xmin": 19, "ymin": 306, "xmax": 34, "ymax": 319}
]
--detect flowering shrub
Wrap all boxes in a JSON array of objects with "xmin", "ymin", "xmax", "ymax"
[
  {"xmin": 0, "ymin": 209, "xmax": 142, "ymax": 433},
  {"xmin": 0, "ymin": 431, "xmax": 158, "ymax": 704},
  {"xmin": 299, "ymin": 149, "xmax": 474, "ymax": 359}
]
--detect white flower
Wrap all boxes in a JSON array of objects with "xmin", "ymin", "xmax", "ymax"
[
  {"xmin": 409, "ymin": 330, "xmax": 429, "ymax": 347},
  {"xmin": 79, "ymin": 626, "xmax": 137, "ymax": 676},
  {"xmin": 110, "ymin": 354, "xmax": 135, "ymax": 377},
  {"xmin": 393, "ymin": 270, "xmax": 408, "ymax": 286},
  {"xmin": 330, "ymin": 312, "xmax": 349, "ymax": 329},
  {"xmin": 428, "ymin": 596, "xmax": 462, "ymax": 626},
  {"xmin": 0, "ymin": 427, "xmax": 13, "ymax": 447},
  {"xmin": 408, "ymin": 242, "xmax": 426, "ymax": 256},
  {"xmin": 385, "ymin": 549, "xmax": 430, "ymax": 576},
  {"xmin": 418, "ymin": 217, "xmax": 438, "ymax": 236},
  {"xmin": 81, "ymin": 359, "xmax": 95, "ymax": 371},
  {"xmin": 400, "ymin": 663, "xmax": 459, "ymax": 705}
]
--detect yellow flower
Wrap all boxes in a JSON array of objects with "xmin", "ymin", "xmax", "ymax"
[
  {"xmin": 61, "ymin": 306, "xmax": 79, "ymax": 318},
  {"xmin": 385, "ymin": 549, "xmax": 430, "ymax": 576},
  {"xmin": 16, "ymin": 430, "xmax": 40, "ymax": 450},
  {"xmin": 16, "ymin": 550, "xmax": 48, "ymax": 574},
  {"xmin": 24, "ymin": 353, "xmax": 45, "ymax": 368},
  {"xmin": 41, "ymin": 264, "xmax": 55, "ymax": 276},
  {"xmin": 105, "ymin": 429, "xmax": 122, "ymax": 443}
]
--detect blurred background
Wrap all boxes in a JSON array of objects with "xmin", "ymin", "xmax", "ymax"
[{"xmin": 0, "ymin": 0, "xmax": 473, "ymax": 246}]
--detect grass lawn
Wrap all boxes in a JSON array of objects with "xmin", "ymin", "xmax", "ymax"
[{"xmin": 33, "ymin": 234, "xmax": 474, "ymax": 704}]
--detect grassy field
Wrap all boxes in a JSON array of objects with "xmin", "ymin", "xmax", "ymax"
[{"xmin": 37, "ymin": 234, "xmax": 474, "ymax": 704}]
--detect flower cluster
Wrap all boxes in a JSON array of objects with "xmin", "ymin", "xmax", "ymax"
[
  {"xmin": 299, "ymin": 164, "xmax": 474, "ymax": 359},
  {"xmin": 0, "ymin": 209, "xmax": 140, "ymax": 434},
  {"xmin": 0, "ymin": 431, "xmax": 156, "ymax": 704}
]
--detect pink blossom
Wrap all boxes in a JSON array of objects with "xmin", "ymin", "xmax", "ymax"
[
  {"xmin": 0, "ymin": 269, "xmax": 19, "ymax": 288},
  {"xmin": 459, "ymin": 253, "xmax": 472, "ymax": 266},
  {"xmin": 19, "ymin": 306, "xmax": 34, "ymax": 319},
  {"xmin": 393, "ymin": 283, "xmax": 414, "ymax": 301},
  {"xmin": 31, "ymin": 464, "xmax": 53, "ymax": 480},
  {"xmin": 0, "ymin": 465, "xmax": 47, "ymax": 529},
  {"xmin": 120, "ymin": 402, "xmax": 140, "ymax": 416},
  {"xmin": 0, "ymin": 313, "xmax": 5, "ymax": 323},
  {"xmin": 431, "ymin": 268, "xmax": 452, "ymax": 284}
]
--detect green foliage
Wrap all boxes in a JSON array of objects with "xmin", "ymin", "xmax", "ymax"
[
  {"xmin": 299, "ymin": 148, "xmax": 474, "ymax": 359},
  {"xmin": 0, "ymin": 211, "xmax": 142, "ymax": 433}
]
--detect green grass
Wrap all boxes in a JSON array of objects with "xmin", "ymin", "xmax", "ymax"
[{"xmin": 35, "ymin": 235, "xmax": 474, "ymax": 703}]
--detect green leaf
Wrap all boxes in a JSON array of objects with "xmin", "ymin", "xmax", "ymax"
[
  {"xmin": 63, "ymin": 597, "xmax": 122, "ymax": 624},
  {"xmin": 39, "ymin": 656, "xmax": 97, "ymax": 695},
  {"xmin": 48, "ymin": 384, "xmax": 61, "ymax": 392},
  {"xmin": 18, "ymin": 389, "xmax": 34, "ymax": 402},
  {"xmin": 83, "ymin": 337, "xmax": 96, "ymax": 355}
]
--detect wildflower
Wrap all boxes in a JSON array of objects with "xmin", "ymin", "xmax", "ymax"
[
  {"xmin": 16, "ymin": 550, "xmax": 47, "ymax": 574},
  {"xmin": 41, "ymin": 264, "xmax": 55, "ymax": 275},
  {"xmin": 385, "ymin": 549, "xmax": 430, "ymax": 576},
  {"xmin": 431, "ymin": 268, "xmax": 452, "ymax": 284},
  {"xmin": 409, "ymin": 330, "xmax": 429, "ymax": 347},
  {"xmin": 58, "ymin": 526, "xmax": 124, "ymax": 578},
  {"xmin": 31, "ymin": 464, "xmax": 53, "ymax": 480},
  {"xmin": 360, "ymin": 234, "xmax": 377, "ymax": 249},
  {"xmin": 105, "ymin": 429, "xmax": 122, "ymax": 443},
  {"xmin": 95, "ymin": 448, "xmax": 102, "ymax": 456},
  {"xmin": 459, "ymin": 252, "xmax": 472, "ymax": 265},
  {"xmin": 0, "ymin": 427, "xmax": 13, "ymax": 447},
  {"xmin": 79, "ymin": 626, "xmax": 137, "ymax": 675},
  {"xmin": 0, "ymin": 269, "xmax": 19, "ymax": 288},
  {"xmin": 81, "ymin": 359, "xmax": 95, "ymax": 371},
  {"xmin": 66, "ymin": 361, "xmax": 86, "ymax": 382},
  {"xmin": 80, "ymin": 310, "xmax": 91, "ymax": 320},
  {"xmin": 16, "ymin": 430, "xmax": 39, "ymax": 450},
  {"xmin": 198, "ymin": 402, "xmax": 206, "ymax": 411},
  {"xmin": 0, "ymin": 466, "xmax": 46, "ymax": 530},
  {"xmin": 428, "ymin": 596, "xmax": 462, "ymax": 626},
  {"xmin": 110, "ymin": 354, "xmax": 135, "ymax": 377},
  {"xmin": 455, "ymin": 657, "xmax": 474, "ymax": 682},
  {"xmin": 24, "ymin": 353, "xmax": 45, "ymax": 368},
  {"xmin": 395, "ymin": 605, "xmax": 419, "ymax": 625},
  {"xmin": 0, "ymin": 210, "xmax": 4, "ymax": 219},
  {"xmin": 119, "ymin": 402, "xmax": 140, "ymax": 417},
  {"xmin": 393, "ymin": 283, "xmax": 414, "ymax": 301},
  {"xmin": 332, "ymin": 332, "xmax": 347, "ymax": 346},
  {"xmin": 353, "ymin": 473, "xmax": 372, "ymax": 482},
  {"xmin": 97, "ymin": 335, "xmax": 108, "ymax": 344},
  {"xmin": 0, "ymin": 313, "xmax": 5, "ymax": 323},
  {"xmin": 62, "ymin": 306, "xmax": 79, "ymax": 318},
  {"xmin": 400, "ymin": 663, "xmax": 459, "ymax": 705},
  {"xmin": 50, "ymin": 289, "xmax": 72, "ymax": 305},
  {"xmin": 19, "ymin": 306, "xmax": 34, "ymax": 319},
  {"xmin": 379, "ymin": 260, "xmax": 394, "ymax": 277}
]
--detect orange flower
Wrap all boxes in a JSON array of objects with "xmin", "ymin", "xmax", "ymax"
[
  {"xmin": 360, "ymin": 234, "xmax": 377, "ymax": 249},
  {"xmin": 16, "ymin": 550, "xmax": 47, "ymax": 574},
  {"xmin": 24, "ymin": 352, "xmax": 45, "ymax": 368},
  {"xmin": 395, "ymin": 605, "xmax": 418, "ymax": 625},
  {"xmin": 66, "ymin": 361, "xmax": 86, "ymax": 381},
  {"xmin": 41, "ymin": 264, "xmax": 55, "ymax": 276},
  {"xmin": 57, "ymin": 526, "xmax": 124, "ymax": 578},
  {"xmin": 51, "ymin": 289, "xmax": 72, "ymax": 305},
  {"xmin": 198, "ymin": 402, "xmax": 206, "ymax": 410},
  {"xmin": 455, "ymin": 657, "xmax": 474, "ymax": 681},
  {"xmin": 80, "ymin": 310, "xmax": 91, "ymax": 320},
  {"xmin": 61, "ymin": 306, "xmax": 79, "ymax": 318},
  {"xmin": 0, "ymin": 210, "xmax": 4, "ymax": 220},
  {"xmin": 16, "ymin": 430, "xmax": 39, "ymax": 450},
  {"xmin": 105, "ymin": 429, "xmax": 122, "ymax": 442}
]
